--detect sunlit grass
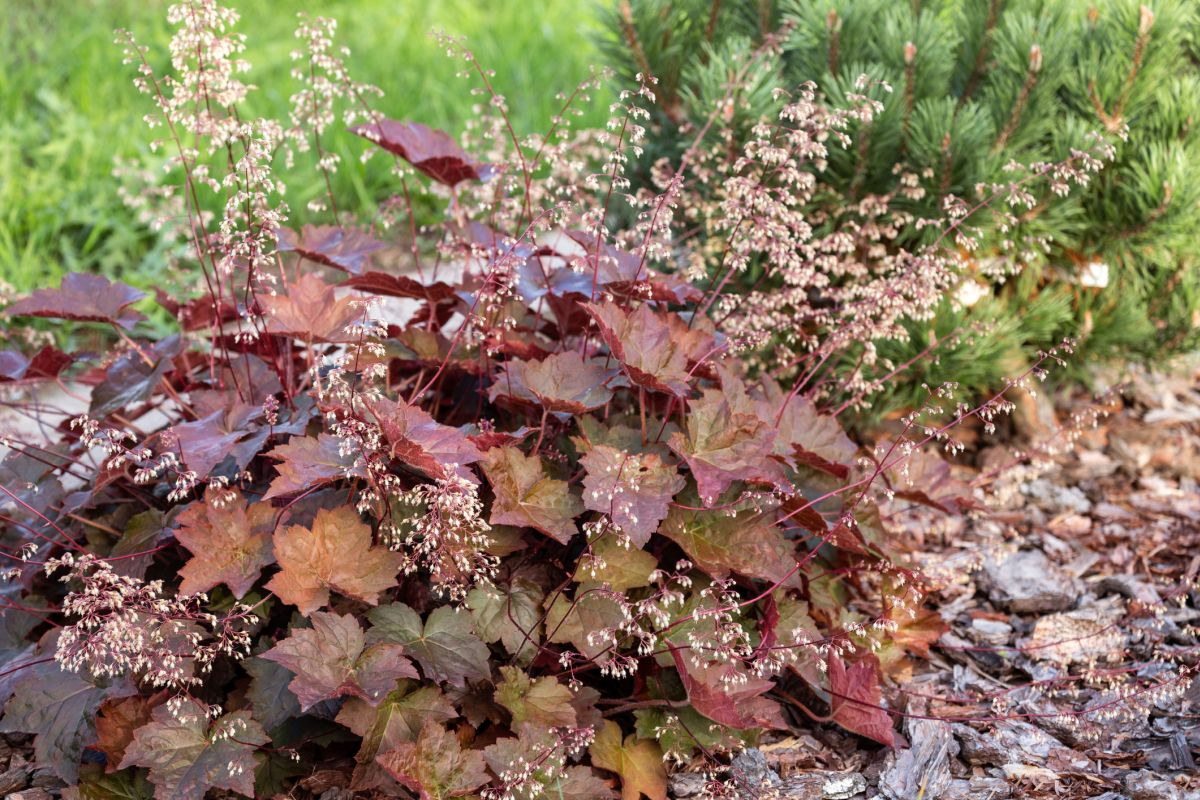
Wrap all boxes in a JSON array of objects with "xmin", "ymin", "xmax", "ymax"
[{"xmin": 0, "ymin": 0, "xmax": 609, "ymax": 292}]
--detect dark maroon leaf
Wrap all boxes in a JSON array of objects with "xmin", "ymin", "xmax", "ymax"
[
  {"xmin": 89, "ymin": 335, "xmax": 182, "ymax": 419},
  {"xmin": 5, "ymin": 273, "xmax": 146, "ymax": 329},
  {"xmin": 277, "ymin": 224, "xmax": 386, "ymax": 273},
  {"xmin": 351, "ymin": 119, "xmax": 495, "ymax": 186},
  {"xmin": 0, "ymin": 346, "xmax": 73, "ymax": 383},
  {"xmin": 341, "ymin": 272, "xmax": 456, "ymax": 304}
]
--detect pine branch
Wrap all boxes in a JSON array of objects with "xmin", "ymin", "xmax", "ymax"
[
  {"xmin": 958, "ymin": 0, "xmax": 1004, "ymax": 109},
  {"xmin": 993, "ymin": 44, "xmax": 1041, "ymax": 152}
]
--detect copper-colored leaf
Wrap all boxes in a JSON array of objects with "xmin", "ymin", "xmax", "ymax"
[
  {"xmin": 262, "ymin": 611, "xmax": 417, "ymax": 711},
  {"xmin": 92, "ymin": 692, "xmax": 166, "ymax": 773},
  {"xmin": 580, "ymin": 444, "xmax": 684, "ymax": 546},
  {"xmin": 827, "ymin": 653, "xmax": 895, "ymax": 747},
  {"xmin": 266, "ymin": 505, "xmax": 402, "ymax": 614},
  {"xmin": 375, "ymin": 718, "xmax": 489, "ymax": 800},
  {"xmin": 366, "ymin": 396, "xmax": 482, "ymax": 483},
  {"xmin": 5, "ymin": 273, "xmax": 146, "ymax": 329},
  {"xmin": 589, "ymin": 720, "xmax": 667, "ymax": 800},
  {"xmin": 260, "ymin": 272, "xmax": 365, "ymax": 342},
  {"xmin": 352, "ymin": 119, "xmax": 494, "ymax": 187},
  {"xmin": 276, "ymin": 224, "xmax": 386, "ymax": 273},
  {"xmin": 489, "ymin": 351, "xmax": 618, "ymax": 414},
  {"xmin": 584, "ymin": 301, "xmax": 692, "ymax": 397},
  {"xmin": 175, "ymin": 488, "xmax": 275, "ymax": 598},
  {"xmin": 262, "ymin": 433, "xmax": 367, "ymax": 500},
  {"xmin": 481, "ymin": 446, "xmax": 583, "ymax": 544}
]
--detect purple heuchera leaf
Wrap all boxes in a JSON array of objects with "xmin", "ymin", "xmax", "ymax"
[
  {"xmin": 262, "ymin": 611, "xmax": 418, "ymax": 710},
  {"xmin": 580, "ymin": 443, "xmax": 684, "ymax": 546},
  {"xmin": 367, "ymin": 396, "xmax": 482, "ymax": 484},
  {"xmin": 5, "ymin": 273, "xmax": 146, "ymax": 330},
  {"xmin": 276, "ymin": 224, "xmax": 387, "ymax": 274},
  {"xmin": 584, "ymin": 301, "xmax": 692, "ymax": 398},
  {"xmin": 351, "ymin": 119, "xmax": 495, "ymax": 186},
  {"xmin": 489, "ymin": 351, "xmax": 618, "ymax": 414}
]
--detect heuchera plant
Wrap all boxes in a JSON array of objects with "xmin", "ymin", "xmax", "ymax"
[{"xmin": 0, "ymin": 4, "xmax": 1111, "ymax": 799}]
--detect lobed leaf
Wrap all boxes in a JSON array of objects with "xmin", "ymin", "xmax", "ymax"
[
  {"xmin": 174, "ymin": 488, "xmax": 275, "ymax": 599},
  {"xmin": 266, "ymin": 505, "xmax": 402, "ymax": 614},
  {"xmin": 367, "ymin": 603, "xmax": 491, "ymax": 686},
  {"xmin": 481, "ymin": 446, "xmax": 583, "ymax": 544},
  {"xmin": 262, "ymin": 611, "xmax": 418, "ymax": 710},
  {"xmin": 5, "ymin": 273, "xmax": 146, "ymax": 330},
  {"xmin": 118, "ymin": 698, "xmax": 268, "ymax": 800},
  {"xmin": 351, "ymin": 119, "xmax": 494, "ymax": 186},
  {"xmin": 375, "ymin": 718, "xmax": 489, "ymax": 800}
]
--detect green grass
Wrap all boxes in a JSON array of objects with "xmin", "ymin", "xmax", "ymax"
[{"xmin": 0, "ymin": 0, "xmax": 609, "ymax": 293}]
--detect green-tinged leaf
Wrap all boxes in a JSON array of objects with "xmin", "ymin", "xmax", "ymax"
[
  {"xmin": 0, "ymin": 655, "xmax": 135, "ymax": 783},
  {"xmin": 375, "ymin": 718, "xmax": 488, "ymax": 800},
  {"xmin": 262, "ymin": 611, "xmax": 418, "ymax": 711},
  {"xmin": 118, "ymin": 698, "xmax": 268, "ymax": 800},
  {"xmin": 668, "ymin": 387, "xmax": 787, "ymax": 505},
  {"xmin": 580, "ymin": 444, "xmax": 684, "ymax": 546},
  {"xmin": 589, "ymin": 720, "xmax": 667, "ymax": 800},
  {"xmin": 68, "ymin": 763, "xmax": 155, "ymax": 800},
  {"xmin": 494, "ymin": 666, "xmax": 576, "ymax": 734},
  {"xmin": 107, "ymin": 509, "xmax": 164, "ymax": 580},
  {"xmin": 243, "ymin": 655, "xmax": 301, "ymax": 732},
  {"xmin": 254, "ymin": 750, "xmax": 307, "ymax": 798},
  {"xmin": 634, "ymin": 706, "xmax": 752, "ymax": 759},
  {"xmin": 336, "ymin": 685, "xmax": 457, "ymax": 791},
  {"xmin": 367, "ymin": 603, "xmax": 491, "ymax": 686},
  {"xmin": 466, "ymin": 576, "xmax": 543, "ymax": 663},
  {"xmin": 481, "ymin": 446, "xmax": 583, "ymax": 544},
  {"xmin": 544, "ymin": 583, "xmax": 626, "ymax": 665},
  {"xmin": 660, "ymin": 504, "xmax": 798, "ymax": 586},
  {"xmin": 585, "ymin": 534, "xmax": 657, "ymax": 592},
  {"xmin": 265, "ymin": 505, "xmax": 402, "ymax": 614}
]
